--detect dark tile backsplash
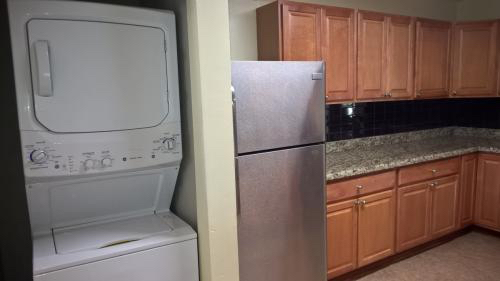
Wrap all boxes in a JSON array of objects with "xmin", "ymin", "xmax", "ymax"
[{"xmin": 326, "ymin": 98, "xmax": 500, "ymax": 141}]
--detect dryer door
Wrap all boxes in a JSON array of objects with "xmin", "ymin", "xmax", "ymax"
[{"xmin": 27, "ymin": 19, "xmax": 169, "ymax": 133}]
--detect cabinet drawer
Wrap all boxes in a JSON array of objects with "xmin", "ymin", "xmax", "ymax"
[
  {"xmin": 327, "ymin": 170, "xmax": 396, "ymax": 203},
  {"xmin": 398, "ymin": 158, "xmax": 459, "ymax": 186}
]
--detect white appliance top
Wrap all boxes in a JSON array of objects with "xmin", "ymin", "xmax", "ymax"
[
  {"xmin": 27, "ymin": 19, "xmax": 169, "ymax": 133},
  {"xmin": 33, "ymin": 212, "xmax": 197, "ymax": 275}
]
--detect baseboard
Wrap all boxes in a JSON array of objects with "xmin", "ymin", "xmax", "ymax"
[
  {"xmin": 330, "ymin": 226, "xmax": 473, "ymax": 281},
  {"xmin": 471, "ymin": 225, "xmax": 500, "ymax": 238}
]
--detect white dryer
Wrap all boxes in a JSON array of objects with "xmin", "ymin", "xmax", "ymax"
[{"xmin": 8, "ymin": 1, "xmax": 198, "ymax": 280}]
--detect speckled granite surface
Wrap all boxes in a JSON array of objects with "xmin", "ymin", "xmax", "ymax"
[{"xmin": 326, "ymin": 127, "xmax": 500, "ymax": 181}]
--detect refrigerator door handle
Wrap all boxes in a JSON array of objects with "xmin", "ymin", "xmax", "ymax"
[
  {"xmin": 311, "ymin": 72, "xmax": 324, "ymax": 80},
  {"xmin": 235, "ymin": 158, "xmax": 241, "ymax": 216}
]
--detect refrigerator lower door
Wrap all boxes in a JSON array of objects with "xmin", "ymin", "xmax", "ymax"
[{"xmin": 236, "ymin": 144, "xmax": 326, "ymax": 281}]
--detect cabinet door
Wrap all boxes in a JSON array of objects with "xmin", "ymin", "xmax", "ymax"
[
  {"xmin": 322, "ymin": 7, "xmax": 356, "ymax": 103},
  {"xmin": 451, "ymin": 21, "xmax": 498, "ymax": 97},
  {"xmin": 327, "ymin": 199, "xmax": 358, "ymax": 279},
  {"xmin": 459, "ymin": 154, "xmax": 477, "ymax": 227},
  {"xmin": 396, "ymin": 182, "xmax": 431, "ymax": 252},
  {"xmin": 357, "ymin": 11, "xmax": 387, "ymax": 100},
  {"xmin": 282, "ymin": 3, "xmax": 321, "ymax": 61},
  {"xmin": 415, "ymin": 19, "xmax": 451, "ymax": 99},
  {"xmin": 475, "ymin": 154, "xmax": 500, "ymax": 230},
  {"xmin": 386, "ymin": 15, "xmax": 414, "ymax": 99},
  {"xmin": 357, "ymin": 190, "xmax": 395, "ymax": 267},
  {"xmin": 430, "ymin": 176, "xmax": 459, "ymax": 238}
]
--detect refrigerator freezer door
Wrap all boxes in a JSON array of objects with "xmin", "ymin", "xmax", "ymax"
[
  {"xmin": 232, "ymin": 61, "xmax": 325, "ymax": 154},
  {"xmin": 236, "ymin": 144, "xmax": 326, "ymax": 281}
]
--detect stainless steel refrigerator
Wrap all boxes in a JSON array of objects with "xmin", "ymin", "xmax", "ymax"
[{"xmin": 232, "ymin": 61, "xmax": 326, "ymax": 281}]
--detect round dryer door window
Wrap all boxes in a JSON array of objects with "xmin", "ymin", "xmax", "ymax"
[{"xmin": 27, "ymin": 19, "xmax": 169, "ymax": 133}]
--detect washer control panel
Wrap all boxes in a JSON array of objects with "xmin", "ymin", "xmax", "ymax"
[{"xmin": 21, "ymin": 127, "xmax": 182, "ymax": 178}]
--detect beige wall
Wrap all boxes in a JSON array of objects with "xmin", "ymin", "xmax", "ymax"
[
  {"xmin": 229, "ymin": 0, "xmax": 459, "ymax": 60},
  {"xmin": 456, "ymin": 0, "xmax": 500, "ymax": 21},
  {"xmin": 185, "ymin": 0, "xmax": 240, "ymax": 280}
]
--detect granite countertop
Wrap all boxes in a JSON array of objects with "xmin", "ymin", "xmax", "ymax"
[{"xmin": 326, "ymin": 127, "xmax": 500, "ymax": 181}]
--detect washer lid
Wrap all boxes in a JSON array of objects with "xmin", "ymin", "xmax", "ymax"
[
  {"xmin": 53, "ymin": 214, "xmax": 173, "ymax": 254},
  {"xmin": 27, "ymin": 19, "xmax": 169, "ymax": 133}
]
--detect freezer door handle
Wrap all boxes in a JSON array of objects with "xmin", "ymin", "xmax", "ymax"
[
  {"xmin": 33, "ymin": 40, "xmax": 54, "ymax": 97},
  {"xmin": 312, "ymin": 72, "xmax": 324, "ymax": 80}
]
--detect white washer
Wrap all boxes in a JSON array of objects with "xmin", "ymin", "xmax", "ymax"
[{"xmin": 8, "ymin": 1, "xmax": 198, "ymax": 280}]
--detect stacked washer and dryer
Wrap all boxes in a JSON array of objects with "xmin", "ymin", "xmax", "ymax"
[{"xmin": 8, "ymin": 1, "xmax": 198, "ymax": 280}]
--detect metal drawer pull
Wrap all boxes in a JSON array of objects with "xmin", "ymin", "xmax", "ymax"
[
  {"xmin": 431, "ymin": 169, "xmax": 437, "ymax": 174},
  {"xmin": 356, "ymin": 185, "xmax": 364, "ymax": 190}
]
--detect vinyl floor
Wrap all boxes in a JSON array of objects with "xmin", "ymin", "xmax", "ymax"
[{"xmin": 357, "ymin": 231, "xmax": 500, "ymax": 281}]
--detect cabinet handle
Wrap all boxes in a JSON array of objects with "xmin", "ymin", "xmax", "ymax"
[
  {"xmin": 388, "ymin": 92, "xmax": 393, "ymax": 97},
  {"xmin": 431, "ymin": 169, "xmax": 437, "ymax": 174},
  {"xmin": 360, "ymin": 200, "xmax": 367, "ymax": 206},
  {"xmin": 451, "ymin": 90, "xmax": 457, "ymax": 96},
  {"xmin": 355, "ymin": 185, "xmax": 364, "ymax": 190},
  {"xmin": 354, "ymin": 199, "xmax": 361, "ymax": 206}
]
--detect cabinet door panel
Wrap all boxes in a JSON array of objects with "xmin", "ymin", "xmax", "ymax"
[
  {"xmin": 459, "ymin": 154, "xmax": 477, "ymax": 227},
  {"xmin": 282, "ymin": 3, "xmax": 321, "ymax": 61},
  {"xmin": 430, "ymin": 176, "xmax": 459, "ymax": 238},
  {"xmin": 475, "ymin": 154, "xmax": 500, "ymax": 230},
  {"xmin": 396, "ymin": 183, "xmax": 431, "ymax": 252},
  {"xmin": 386, "ymin": 16, "xmax": 414, "ymax": 99},
  {"xmin": 357, "ymin": 11, "xmax": 386, "ymax": 100},
  {"xmin": 327, "ymin": 199, "xmax": 358, "ymax": 279},
  {"xmin": 322, "ymin": 7, "xmax": 356, "ymax": 103},
  {"xmin": 358, "ymin": 190, "xmax": 395, "ymax": 267},
  {"xmin": 415, "ymin": 19, "xmax": 451, "ymax": 98},
  {"xmin": 451, "ymin": 21, "xmax": 498, "ymax": 96}
]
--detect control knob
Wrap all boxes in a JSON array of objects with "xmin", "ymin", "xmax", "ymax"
[
  {"xmin": 83, "ymin": 159, "xmax": 95, "ymax": 170},
  {"xmin": 101, "ymin": 157, "xmax": 112, "ymax": 167},
  {"xmin": 162, "ymin": 137, "xmax": 176, "ymax": 150},
  {"xmin": 30, "ymin": 150, "xmax": 48, "ymax": 164}
]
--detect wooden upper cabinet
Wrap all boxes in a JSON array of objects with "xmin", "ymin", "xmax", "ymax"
[
  {"xmin": 327, "ymin": 199, "xmax": 358, "ymax": 279},
  {"xmin": 415, "ymin": 19, "xmax": 452, "ymax": 99},
  {"xmin": 429, "ymin": 175, "xmax": 459, "ymax": 238},
  {"xmin": 451, "ymin": 21, "xmax": 498, "ymax": 97},
  {"xmin": 386, "ymin": 15, "xmax": 415, "ymax": 99},
  {"xmin": 357, "ymin": 11, "xmax": 387, "ymax": 100},
  {"xmin": 475, "ymin": 154, "xmax": 500, "ymax": 230},
  {"xmin": 459, "ymin": 154, "xmax": 477, "ymax": 227},
  {"xmin": 357, "ymin": 11, "xmax": 414, "ymax": 100},
  {"xmin": 357, "ymin": 190, "xmax": 395, "ymax": 267},
  {"xmin": 322, "ymin": 7, "xmax": 356, "ymax": 103},
  {"xmin": 282, "ymin": 2, "xmax": 322, "ymax": 61}
]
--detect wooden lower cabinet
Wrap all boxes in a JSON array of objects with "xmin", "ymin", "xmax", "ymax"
[
  {"xmin": 357, "ymin": 190, "xmax": 395, "ymax": 267},
  {"xmin": 459, "ymin": 154, "xmax": 477, "ymax": 227},
  {"xmin": 475, "ymin": 153, "xmax": 500, "ymax": 230},
  {"xmin": 429, "ymin": 175, "xmax": 459, "ymax": 238},
  {"xmin": 396, "ymin": 175, "xmax": 459, "ymax": 252},
  {"xmin": 327, "ymin": 190, "xmax": 395, "ymax": 279},
  {"xmin": 327, "ymin": 199, "xmax": 358, "ymax": 279},
  {"xmin": 396, "ymin": 182, "xmax": 431, "ymax": 252}
]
